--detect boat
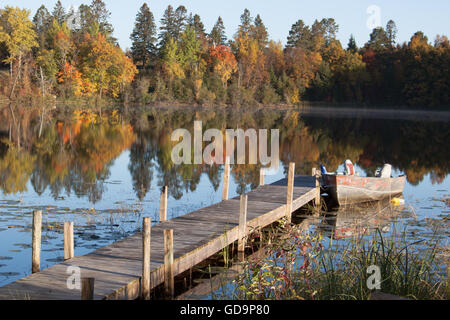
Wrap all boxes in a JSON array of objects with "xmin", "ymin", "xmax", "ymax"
[{"xmin": 322, "ymin": 174, "xmax": 406, "ymax": 206}]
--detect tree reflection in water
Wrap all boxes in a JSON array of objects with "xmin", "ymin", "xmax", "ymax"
[{"xmin": 0, "ymin": 106, "xmax": 448, "ymax": 203}]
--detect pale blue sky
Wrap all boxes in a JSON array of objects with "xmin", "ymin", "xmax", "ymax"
[{"xmin": 3, "ymin": 0, "xmax": 450, "ymax": 49}]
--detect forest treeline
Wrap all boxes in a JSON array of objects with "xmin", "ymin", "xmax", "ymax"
[{"xmin": 0, "ymin": 1, "xmax": 449, "ymax": 108}]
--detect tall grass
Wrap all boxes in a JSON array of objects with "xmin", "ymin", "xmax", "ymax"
[{"xmin": 231, "ymin": 219, "xmax": 448, "ymax": 300}]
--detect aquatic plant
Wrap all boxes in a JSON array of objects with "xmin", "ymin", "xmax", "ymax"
[{"xmin": 231, "ymin": 220, "xmax": 448, "ymax": 300}]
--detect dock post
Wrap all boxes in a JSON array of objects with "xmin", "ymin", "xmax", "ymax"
[
  {"xmin": 142, "ymin": 217, "xmax": 151, "ymax": 300},
  {"xmin": 160, "ymin": 186, "xmax": 168, "ymax": 222},
  {"xmin": 260, "ymin": 168, "xmax": 265, "ymax": 186},
  {"xmin": 64, "ymin": 222, "xmax": 74, "ymax": 261},
  {"xmin": 164, "ymin": 229, "xmax": 174, "ymax": 299},
  {"xmin": 286, "ymin": 163, "xmax": 295, "ymax": 223},
  {"xmin": 222, "ymin": 156, "xmax": 230, "ymax": 201},
  {"xmin": 238, "ymin": 194, "xmax": 248, "ymax": 253},
  {"xmin": 312, "ymin": 168, "xmax": 321, "ymax": 212},
  {"xmin": 32, "ymin": 210, "xmax": 42, "ymax": 273},
  {"xmin": 81, "ymin": 278, "xmax": 95, "ymax": 300}
]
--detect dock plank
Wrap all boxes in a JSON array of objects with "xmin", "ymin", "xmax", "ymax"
[{"xmin": 0, "ymin": 176, "xmax": 317, "ymax": 300}]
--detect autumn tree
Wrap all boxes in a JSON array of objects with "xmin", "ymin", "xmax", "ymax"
[
  {"xmin": 160, "ymin": 36, "xmax": 185, "ymax": 82},
  {"xmin": 208, "ymin": 44, "xmax": 237, "ymax": 87},
  {"xmin": 130, "ymin": 3, "xmax": 157, "ymax": 68},
  {"xmin": 77, "ymin": 33, "xmax": 137, "ymax": 98},
  {"xmin": 0, "ymin": 7, "xmax": 38, "ymax": 97},
  {"xmin": 234, "ymin": 31, "xmax": 267, "ymax": 88},
  {"xmin": 47, "ymin": 19, "xmax": 73, "ymax": 69}
]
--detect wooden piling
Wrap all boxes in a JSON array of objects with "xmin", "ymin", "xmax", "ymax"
[
  {"xmin": 64, "ymin": 222, "xmax": 74, "ymax": 261},
  {"xmin": 312, "ymin": 168, "xmax": 321, "ymax": 209},
  {"xmin": 164, "ymin": 229, "xmax": 174, "ymax": 299},
  {"xmin": 286, "ymin": 163, "xmax": 295, "ymax": 222},
  {"xmin": 0, "ymin": 174, "xmax": 321, "ymax": 300},
  {"xmin": 142, "ymin": 217, "xmax": 151, "ymax": 300},
  {"xmin": 81, "ymin": 278, "xmax": 95, "ymax": 300},
  {"xmin": 260, "ymin": 168, "xmax": 265, "ymax": 186},
  {"xmin": 32, "ymin": 210, "xmax": 42, "ymax": 273},
  {"xmin": 160, "ymin": 186, "xmax": 168, "ymax": 222},
  {"xmin": 238, "ymin": 194, "xmax": 248, "ymax": 252},
  {"xmin": 222, "ymin": 157, "xmax": 230, "ymax": 201}
]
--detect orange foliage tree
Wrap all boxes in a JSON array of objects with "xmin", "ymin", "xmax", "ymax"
[
  {"xmin": 77, "ymin": 33, "xmax": 137, "ymax": 98},
  {"xmin": 207, "ymin": 45, "xmax": 238, "ymax": 87}
]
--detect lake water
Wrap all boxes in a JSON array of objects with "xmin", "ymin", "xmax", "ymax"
[{"xmin": 0, "ymin": 106, "xmax": 448, "ymax": 289}]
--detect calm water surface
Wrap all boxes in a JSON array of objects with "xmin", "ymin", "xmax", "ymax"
[{"xmin": 0, "ymin": 107, "xmax": 448, "ymax": 288}]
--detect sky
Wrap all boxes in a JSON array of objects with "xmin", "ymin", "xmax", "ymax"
[{"xmin": 3, "ymin": 0, "xmax": 450, "ymax": 50}]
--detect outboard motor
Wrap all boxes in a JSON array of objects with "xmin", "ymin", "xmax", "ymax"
[
  {"xmin": 380, "ymin": 164, "xmax": 392, "ymax": 178},
  {"xmin": 344, "ymin": 160, "xmax": 355, "ymax": 176}
]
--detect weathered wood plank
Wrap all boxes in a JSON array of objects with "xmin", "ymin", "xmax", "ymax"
[{"xmin": 0, "ymin": 175, "xmax": 317, "ymax": 300}]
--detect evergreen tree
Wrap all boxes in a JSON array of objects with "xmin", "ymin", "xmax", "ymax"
[
  {"xmin": 130, "ymin": 3, "xmax": 157, "ymax": 68},
  {"xmin": 89, "ymin": 0, "xmax": 114, "ymax": 36},
  {"xmin": 366, "ymin": 27, "xmax": 390, "ymax": 51},
  {"xmin": 159, "ymin": 5, "xmax": 177, "ymax": 46},
  {"xmin": 238, "ymin": 9, "xmax": 252, "ymax": 35},
  {"xmin": 386, "ymin": 20, "xmax": 398, "ymax": 47},
  {"xmin": 347, "ymin": 34, "xmax": 358, "ymax": 53},
  {"xmin": 77, "ymin": 4, "xmax": 93, "ymax": 34},
  {"xmin": 286, "ymin": 19, "xmax": 312, "ymax": 49},
  {"xmin": 252, "ymin": 14, "xmax": 268, "ymax": 48},
  {"xmin": 314, "ymin": 18, "xmax": 339, "ymax": 43},
  {"xmin": 188, "ymin": 13, "xmax": 205, "ymax": 38},
  {"xmin": 33, "ymin": 5, "xmax": 51, "ymax": 48},
  {"xmin": 210, "ymin": 16, "xmax": 227, "ymax": 46},
  {"xmin": 174, "ymin": 6, "xmax": 187, "ymax": 40},
  {"xmin": 52, "ymin": 0, "xmax": 66, "ymax": 25}
]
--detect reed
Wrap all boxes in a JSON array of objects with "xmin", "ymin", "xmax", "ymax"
[{"xmin": 231, "ymin": 220, "xmax": 448, "ymax": 300}]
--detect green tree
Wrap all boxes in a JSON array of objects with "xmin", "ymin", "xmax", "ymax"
[
  {"xmin": 366, "ymin": 27, "xmax": 390, "ymax": 52},
  {"xmin": 130, "ymin": 3, "xmax": 157, "ymax": 68},
  {"xmin": 252, "ymin": 14, "xmax": 268, "ymax": 48},
  {"xmin": 52, "ymin": 0, "xmax": 66, "ymax": 25},
  {"xmin": 33, "ymin": 5, "xmax": 51, "ymax": 48},
  {"xmin": 180, "ymin": 26, "xmax": 201, "ymax": 75},
  {"xmin": 89, "ymin": 0, "xmax": 114, "ymax": 37},
  {"xmin": 159, "ymin": 5, "xmax": 182, "ymax": 46},
  {"xmin": 188, "ymin": 13, "xmax": 205, "ymax": 38},
  {"xmin": 238, "ymin": 9, "xmax": 252, "ymax": 35},
  {"xmin": 347, "ymin": 34, "xmax": 358, "ymax": 53},
  {"xmin": 286, "ymin": 20, "xmax": 312, "ymax": 50},
  {"xmin": 210, "ymin": 16, "xmax": 227, "ymax": 46},
  {"xmin": 386, "ymin": 20, "xmax": 398, "ymax": 47}
]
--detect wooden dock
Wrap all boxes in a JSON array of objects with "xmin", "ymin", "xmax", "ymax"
[{"xmin": 0, "ymin": 168, "xmax": 319, "ymax": 300}]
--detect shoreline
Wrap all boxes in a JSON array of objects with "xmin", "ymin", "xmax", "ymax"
[{"xmin": 2, "ymin": 101, "xmax": 450, "ymax": 122}]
